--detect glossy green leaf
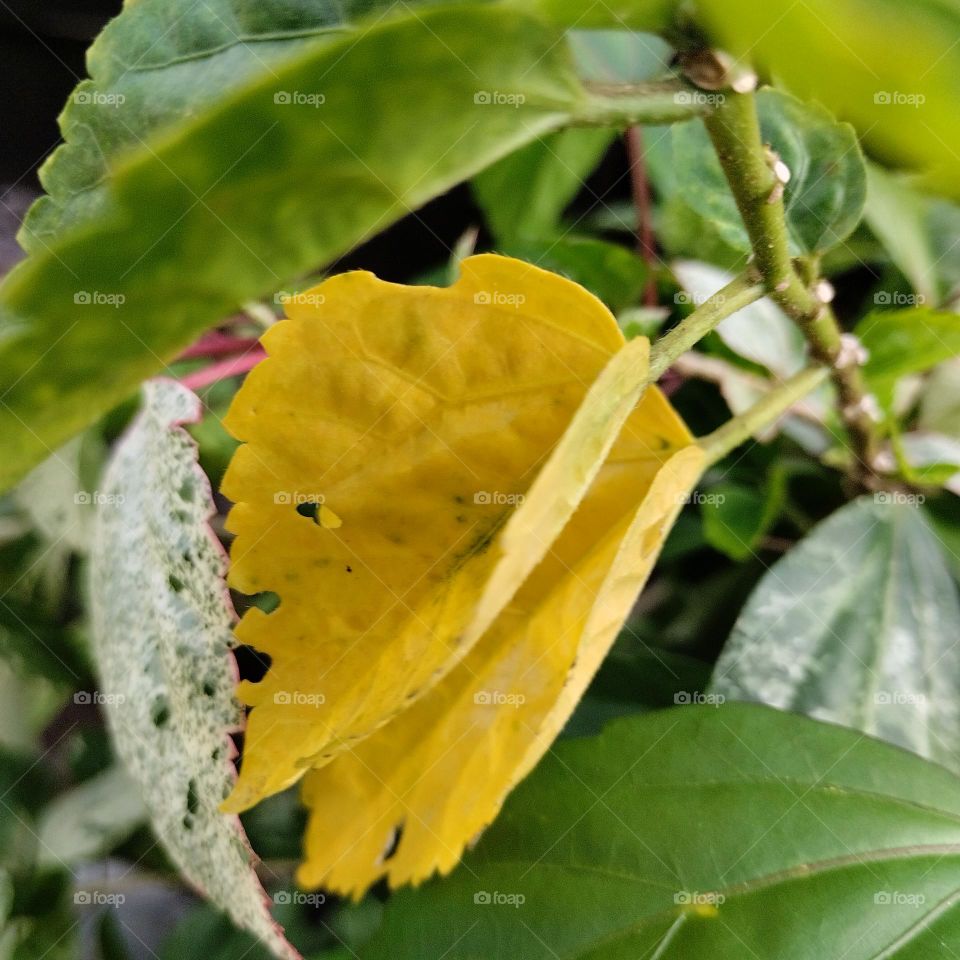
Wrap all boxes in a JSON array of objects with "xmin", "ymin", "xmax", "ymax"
[
  {"xmin": 712, "ymin": 497, "xmax": 960, "ymax": 770},
  {"xmin": 358, "ymin": 704, "xmax": 960, "ymax": 959},
  {"xmin": 472, "ymin": 128, "xmax": 614, "ymax": 242},
  {"xmin": 694, "ymin": 0, "xmax": 960, "ymax": 196},
  {"xmin": 857, "ymin": 308, "xmax": 960, "ymax": 411},
  {"xmin": 672, "ymin": 88, "xmax": 867, "ymax": 255},
  {"xmin": 0, "ymin": 5, "xmax": 592, "ymax": 492}
]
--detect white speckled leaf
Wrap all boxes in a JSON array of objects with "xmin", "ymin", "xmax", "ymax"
[
  {"xmin": 89, "ymin": 379, "xmax": 298, "ymax": 960},
  {"xmin": 711, "ymin": 496, "xmax": 960, "ymax": 770}
]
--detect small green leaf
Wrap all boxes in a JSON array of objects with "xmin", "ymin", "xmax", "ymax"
[
  {"xmin": 358, "ymin": 704, "xmax": 960, "ymax": 959},
  {"xmin": 858, "ymin": 308, "xmax": 960, "ymax": 411},
  {"xmin": 712, "ymin": 496, "xmax": 960, "ymax": 770},
  {"xmin": 672, "ymin": 88, "xmax": 867, "ymax": 255},
  {"xmin": 89, "ymin": 380, "xmax": 296, "ymax": 960},
  {"xmin": 472, "ymin": 128, "xmax": 614, "ymax": 242}
]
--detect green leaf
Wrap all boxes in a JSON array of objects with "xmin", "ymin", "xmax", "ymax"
[
  {"xmin": 472, "ymin": 128, "xmax": 614, "ymax": 242},
  {"xmin": 693, "ymin": 0, "xmax": 960, "ymax": 196},
  {"xmin": 672, "ymin": 88, "xmax": 866, "ymax": 255},
  {"xmin": 567, "ymin": 29, "xmax": 673, "ymax": 84},
  {"xmin": 563, "ymin": 646, "xmax": 712, "ymax": 738},
  {"xmin": 498, "ymin": 236, "xmax": 647, "ymax": 311},
  {"xmin": 358, "ymin": 704, "xmax": 960, "ymax": 959},
  {"xmin": 36, "ymin": 765, "xmax": 146, "ymax": 866},
  {"xmin": 516, "ymin": 0, "xmax": 678, "ymax": 31},
  {"xmin": 920, "ymin": 359, "xmax": 960, "ymax": 437},
  {"xmin": 858, "ymin": 308, "xmax": 960, "ymax": 411},
  {"xmin": 712, "ymin": 496, "xmax": 960, "ymax": 770},
  {"xmin": 864, "ymin": 164, "xmax": 939, "ymax": 305},
  {"xmin": 896, "ymin": 432, "xmax": 960, "ymax": 493},
  {"xmin": 0, "ymin": 4, "xmax": 593, "ymax": 491},
  {"xmin": 701, "ymin": 475, "xmax": 784, "ymax": 562},
  {"xmin": 88, "ymin": 379, "xmax": 295, "ymax": 959}
]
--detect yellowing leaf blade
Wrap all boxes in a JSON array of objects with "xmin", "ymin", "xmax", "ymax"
[{"xmin": 221, "ymin": 255, "xmax": 630, "ymax": 810}]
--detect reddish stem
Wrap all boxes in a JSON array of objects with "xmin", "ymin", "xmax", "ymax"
[
  {"xmin": 625, "ymin": 125, "xmax": 658, "ymax": 307},
  {"xmin": 180, "ymin": 349, "xmax": 265, "ymax": 391},
  {"xmin": 179, "ymin": 331, "xmax": 262, "ymax": 360}
]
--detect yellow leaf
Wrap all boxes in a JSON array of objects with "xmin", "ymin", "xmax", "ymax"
[
  {"xmin": 296, "ymin": 446, "xmax": 703, "ymax": 897},
  {"xmin": 219, "ymin": 255, "xmax": 700, "ymax": 838}
]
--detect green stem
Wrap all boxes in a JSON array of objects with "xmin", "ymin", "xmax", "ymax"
[
  {"xmin": 699, "ymin": 365, "xmax": 830, "ymax": 466},
  {"xmin": 702, "ymin": 90, "xmax": 879, "ymax": 483},
  {"xmin": 575, "ymin": 78, "xmax": 715, "ymax": 127},
  {"xmin": 648, "ymin": 271, "xmax": 764, "ymax": 379}
]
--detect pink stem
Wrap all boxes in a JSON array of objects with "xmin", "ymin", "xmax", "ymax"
[
  {"xmin": 180, "ymin": 349, "xmax": 265, "ymax": 391},
  {"xmin": 179, "ymin": 331, "xmax": 262, "ymax": 360}
]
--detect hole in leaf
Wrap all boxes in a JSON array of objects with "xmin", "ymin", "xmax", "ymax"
[
  {"xmin": 296, "ymin": 501, "xmax": 320, "ymax": 523},
  {"xmin": 378, "ymin": 822, "xmax": 404, "ymax": 864},
  {"xmin": 186, "ymin": 778, "xmax": 199, "ymax": 816},
  {"xmin": 168, "ymin": 574, "xmax": 184, "ymax": 593},
  {"xmin": 152, "ymin": 700, "xmax": 170, "ymax": 728},
  {"xmin": 202, "ymin": 680, "xmax": 216, "ymax": 697}
]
